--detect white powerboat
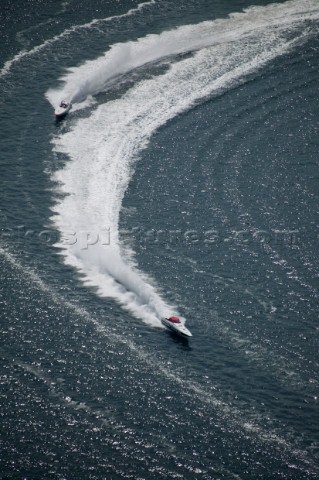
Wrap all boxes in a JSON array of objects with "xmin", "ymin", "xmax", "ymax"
[
  {"xmin": 54, "ymin": 101, "xmax": 72, "ymax": 118},
  {"xmin": 161, "ymin": 316, "xmax": 192, "ymax": 338}
]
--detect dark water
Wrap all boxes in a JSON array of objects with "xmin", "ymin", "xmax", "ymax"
[{"xmin": 1, "ymin": 1, "xmax": 319, "ymax": 479}]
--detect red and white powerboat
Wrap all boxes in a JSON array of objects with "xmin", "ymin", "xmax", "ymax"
[{"xmin": 161, "ymin": 316, "xmax": 192, "ymax": 337}]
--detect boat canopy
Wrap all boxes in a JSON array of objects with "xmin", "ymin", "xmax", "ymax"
[{"xmin": 168, "ymin": 316, "xmax": 181, "ymax": 323}]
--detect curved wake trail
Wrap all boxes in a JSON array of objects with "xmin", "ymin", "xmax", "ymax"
[
  {"xmin": 46, "ymin": 0, "xmax": 319, "ymax": 106},
  {"xmin": 50, "ymin": 0, "xmax": 318, "ymax": 327}
]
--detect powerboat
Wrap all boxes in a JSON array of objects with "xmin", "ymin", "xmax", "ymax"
[
  {"xmin": 161, "ymin": 316, "xmax": 192, "ymax": 338},
  {"xmin": 54, "ymin": 101, "xmax": 72, "ymax": 118}
]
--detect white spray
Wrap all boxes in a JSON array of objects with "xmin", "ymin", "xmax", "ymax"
[{"xmin": 49, "ymin": 0, "xmax": 319, "ymax": 326}]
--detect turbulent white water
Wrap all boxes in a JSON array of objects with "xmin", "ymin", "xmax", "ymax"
[{"xmin": 49, "ymin": 0, "xmax": 319, "ymax": 326}]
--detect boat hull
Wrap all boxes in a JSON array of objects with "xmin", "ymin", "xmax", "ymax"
[
  {"xmin": 161, "ymin": 318, "xmax": 192, "ymax": 337},
  {"xmin": 54, "ymin": 104, "xmax": 72, "ymax": 117}
]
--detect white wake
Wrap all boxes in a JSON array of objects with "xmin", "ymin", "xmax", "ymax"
[{"xmin": 49, "ymin": 0, "xmax": 319, "ymax": 326}]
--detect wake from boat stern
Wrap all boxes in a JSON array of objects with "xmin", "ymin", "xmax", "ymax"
[{"xmin": 49, "ymin": 0, "xmax": 319, "ymax": 327}]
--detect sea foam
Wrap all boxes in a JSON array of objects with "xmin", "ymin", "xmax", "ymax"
[{"xmin": 49, "ymin": 0, "xmax": 319, "ymax": 326}]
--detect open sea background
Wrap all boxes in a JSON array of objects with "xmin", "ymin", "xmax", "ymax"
[{"xmin": 0, "ymin": 0, "xmax": 319, "ymax": 479}]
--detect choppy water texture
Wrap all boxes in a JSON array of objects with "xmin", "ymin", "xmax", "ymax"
[{"xmin": 0, "ymin": 0, "xmax": 319, "ymax": 479}]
